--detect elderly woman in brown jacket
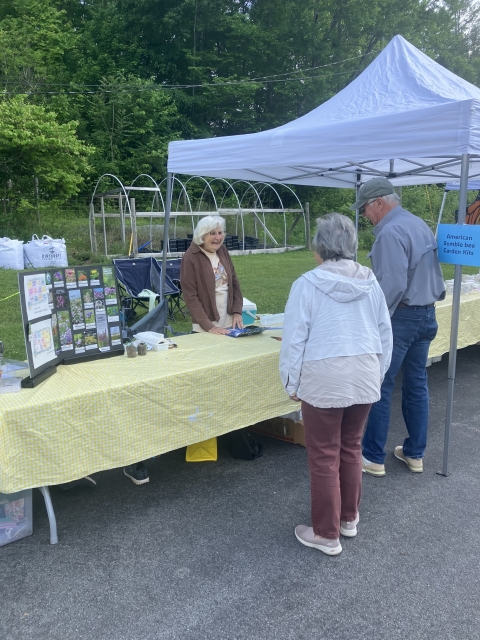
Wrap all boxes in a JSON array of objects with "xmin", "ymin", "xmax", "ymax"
[{"xmin": 180, "ymin": 216, "xmax": 244, "ymax": 334}]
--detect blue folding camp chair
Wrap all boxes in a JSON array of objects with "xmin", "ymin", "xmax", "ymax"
[
  {"xmin": 113, "ymin": 257, "xmax": 180, "ymax": 328},
  {"xmin": 157, "ymin": 258, "xmax": 188, "ymax": 319}
]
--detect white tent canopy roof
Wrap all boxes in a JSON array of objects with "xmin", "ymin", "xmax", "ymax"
[{"xmin": 168, "ymin": 35, "xmax": 480, "ymax": 188}]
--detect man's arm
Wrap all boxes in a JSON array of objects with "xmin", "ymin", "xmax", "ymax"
[{"xmin": 370, "ymin": 234, "xmax": 408, "ymax": 315}]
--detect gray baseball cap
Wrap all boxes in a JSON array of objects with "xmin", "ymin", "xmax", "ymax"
[{"xmin": 350, "ymin": 177, "xmax": 395, "ymax": 210}]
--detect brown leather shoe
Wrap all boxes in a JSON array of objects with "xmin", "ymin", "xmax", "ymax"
[{"xmin": 394, "ymin": 446, "xmax": 423, "ymax": 473}]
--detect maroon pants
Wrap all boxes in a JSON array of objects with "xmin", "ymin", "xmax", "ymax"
[{"xmin": 302, "ymin": 401, "xmax": 372, "ymax": 539}]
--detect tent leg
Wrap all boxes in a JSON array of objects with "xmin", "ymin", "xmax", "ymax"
[
  {"xmin": 355, "ymin": 172, "xmax": 361, "ymax": 261},
  {"xmin": 435, "ymin": 190, "xmax": 447, "ymax": 239},
  {"xmin": 437, "ymin": 153, "xmax": 470, "ymax": 477},
  {"xmin": 161, "ymin": 172, "xmax": 174, "ymax": 299},
  {"xmin": 39, "ymin": 486, "xmax": 58, "ymax": 544}
]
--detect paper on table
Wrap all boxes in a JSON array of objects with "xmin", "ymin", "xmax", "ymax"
[{"xmin": 0, "ymin": 378, "xmax": 22, "ymax": 393}]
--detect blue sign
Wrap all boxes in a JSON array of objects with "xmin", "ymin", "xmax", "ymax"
[{"xmin": 437, "ymin": 224, "xmax": 480, "ymax": 267}]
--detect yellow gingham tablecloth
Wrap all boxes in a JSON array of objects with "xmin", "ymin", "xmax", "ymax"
[
  {"xmin": 0, "ymin": 331, "xmax": 297, "ymax": 493},
  {"xmin": 428, "ymin": 290, "xmax": 480, "ymax": 359},
  {"xmin": 1, "ymin": 293, "xmax": 480, "ymax": 493}
]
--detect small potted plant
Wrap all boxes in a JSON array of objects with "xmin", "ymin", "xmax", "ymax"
[
  {"xmin": 137, "ymin": 342, "xmax": 147, "ymax": 356},
  {"xmin": 125, "ymin": 340, "xmax": 137, "ymax": 358}
]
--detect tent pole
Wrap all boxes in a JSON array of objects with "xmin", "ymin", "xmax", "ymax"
[
  {"xmin": 161, "ymin": 172, "xmax": 174, "ymax": 300},
  {"xmin": 355, "ymin": 172, "xmax": 361, "ymax": 261},
  {"xmin": 438, "ymin": 153, "xmax": 470, "ymax": 477},
  {"xmin": 435, "ymin": 190, "xmax": 448, "ymax": 239}
]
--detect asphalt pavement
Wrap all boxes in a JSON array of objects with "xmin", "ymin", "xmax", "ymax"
[{"xmin": 2, "ymin": 345, "xmax": 480, "ymax": 640}]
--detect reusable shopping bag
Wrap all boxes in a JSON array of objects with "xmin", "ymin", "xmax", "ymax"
[
  {"xmin": 0, "ymin": 238, "xmax": 24, "ymax": 269},
  {"xmin": 23, "ymin": 234, "xmax": 68, "ymax": 268}
]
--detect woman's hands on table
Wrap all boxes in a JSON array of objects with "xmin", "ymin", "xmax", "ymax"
[
  {"xmin": 232, "ymin": 313, "xmax": 244, "ymax": 329},
  {"xmin": 209, "ymin": 326, "xmax": 230, "ymax": 335},
  {"xmin": 208, "ymin": 313, "xmax": 243, "ymax": 335}
]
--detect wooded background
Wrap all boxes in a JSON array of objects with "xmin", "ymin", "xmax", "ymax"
[{"xmin": 1, "ymin": 0, "xmax": 480, "ymax": 242}]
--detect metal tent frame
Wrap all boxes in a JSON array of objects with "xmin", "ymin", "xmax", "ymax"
[
  {"xmin": 435, "ymin": 180, "xmax": 480, "ymax": 236},
  {"xmin": 162, "ymin": 158, "xmax": 475, "ymax": 478},
  {"xmin": 89, "ymin": 174, "xmax": 305, "ymax": 258}
]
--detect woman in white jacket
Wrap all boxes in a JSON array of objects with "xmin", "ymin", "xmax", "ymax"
[{"xmin": 280, "ymin": 213, "xmax": 392, "ymax": 556}]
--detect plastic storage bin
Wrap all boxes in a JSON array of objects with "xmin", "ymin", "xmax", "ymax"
[
  {"xmin": 0, "ymin": 489, "xmax": 33, "ymax": 546},
  {"xmin": 242, "ymin": 297, "xmax": 257, "ymax": 325},
  {"xmin": 259, "ymin": 313, "xmax": 284, "ymax": 326}
]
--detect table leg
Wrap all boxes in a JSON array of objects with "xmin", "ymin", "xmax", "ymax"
[{"xmin": 38, "ymin": 486, "xmax": 58, "ymax": 544}]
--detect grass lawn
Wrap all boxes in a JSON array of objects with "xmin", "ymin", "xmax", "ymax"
[{"xmin": 0, "ymin": 250, "xmax": 477, "ymax": 360}]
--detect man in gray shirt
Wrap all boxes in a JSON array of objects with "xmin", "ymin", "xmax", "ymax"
[{"xmin": 350, "ymin": 177, "xmax": 445, "ymax": 476}]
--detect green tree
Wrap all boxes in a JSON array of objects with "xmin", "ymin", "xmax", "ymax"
[
  {"xmin": 75, "ymin": 74, "xmax": 184, "ymax": 180},
  {"xmin": 0, "ymin": 0, "xmax": 75, "ymax": 93},
  {"xmin": 0, "ymin": 96, "xmax": 92, "ymax": 204}
]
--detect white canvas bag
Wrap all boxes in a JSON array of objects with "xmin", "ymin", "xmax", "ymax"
[
  {"xmin": 23, "ymin": 234, "xmax": 68, "ymax": 269},
  {"xmin": 0, "ymin": 238, "xmax": 24, "ymax": 270}
]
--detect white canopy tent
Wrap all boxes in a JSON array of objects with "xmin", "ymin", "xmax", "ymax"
[
  {"xmin": 168, "ymin": 34, "xmax": 480, "ymax": 188},
  {"xmin": 163, "ymin": 34, "xmax": 480, "ymax": 475}
]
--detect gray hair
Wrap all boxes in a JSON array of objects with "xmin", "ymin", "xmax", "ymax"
[
  {"xmin": 382, "ymin": 193, "xmax": 400, "ymax": 206},
  {"xmin": 192, "ymin": 215, "xmax": 226, "ymax": 246},
  {"xmin": 313, "ymin": 213, "xmax": 357, "ymax": 261}
]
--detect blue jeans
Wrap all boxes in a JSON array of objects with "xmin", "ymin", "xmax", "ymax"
[{"xmin": 362, "ymin": 305, "xmax": 438, "ymax": 464}]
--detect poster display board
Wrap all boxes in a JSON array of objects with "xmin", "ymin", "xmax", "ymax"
[{"xmin": 18, "ymin": 265, "xmax": 124, "ymax": 381}]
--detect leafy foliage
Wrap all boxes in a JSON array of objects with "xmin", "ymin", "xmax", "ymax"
[
  {"xmin": 1, "ymin": 0, "xmax": 480, "ymax": 223},
  {"xmin": 0, "ymin": 96, "xmax": 92, "ymax": 199}
]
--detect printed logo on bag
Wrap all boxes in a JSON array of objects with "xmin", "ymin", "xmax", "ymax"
[{"xmin": 42, "ymin": 249, "xmax": 62, "ymax": 260}]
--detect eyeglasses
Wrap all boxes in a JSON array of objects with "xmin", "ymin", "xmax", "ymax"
[{"xmin": 360, "ymin": 198, "xmax": 377, "ymax": 215}]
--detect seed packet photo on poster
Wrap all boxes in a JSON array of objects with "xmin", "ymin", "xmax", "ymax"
[
  {"xmin": 45, "ymin": 272, "xmax": 51, "ymax": 285},
  {"xmin": 110, "ymin": 326, "xmax": 121, "ymax": 345},
  {"xmin": 51, "ymin": 313, "xmax": 61, "ymax": 354},
  {"xmin": 29, "ymin": 318, "xmax": 56, "ymax": 369},
  {"xmin": 54, "ymin": 289, "xmax": 69, "ymax": 310},
  {"xmin": 103, "ymin": 267, "xmax": 115, "ymax": 288},
  {"xmin": 107, "ymin": 305, "xmax": 119, "ymax": 322},
  {"xmin": 77, "ymin": 269, "xmax": 88, "ymax": 287},
  {"xmin": 82, "ymin": 288, "xmax": 93, "ymax": 308},
  {"xmin": 90, "ymin": 269, "xmax": 100, "ymax": 286},
  {"xmin": 69, "ymin": 290, "xmax": 85, "ymax": 329},
  {"xmin": 53, "ymin": 270, "xmax": 64, "ymax": 287},
  {"xmin": 104, "ymin": 287, "xmax": 117, "ymax": 305},
  {"xmin": 84, "ymin": 309, "xmax": 95, "ymax": 327},
  {"xmin": 24, "ymin": 273, "xmax": 50, "ymax": 321},
  {"xmin": 74, "ymin": 332, "xmax": 85, "ymax": 354},
  {"xmin": 85, "ymin": 329, "xmax": 98, "ymax": 350},
  {"xmin": 58, "ymin": 311, "xmax": 73, "ymax": 351},
  {"xmin": 94, "ymin": 288, "xmax": 105, "ymax": 311},
  {"xmin": 96, "ymin": 310, "xmax": 110, "ymax": 352},
  {"xmin": 65, "ymin": 269, "xmax": 77, "ymax": 288}
]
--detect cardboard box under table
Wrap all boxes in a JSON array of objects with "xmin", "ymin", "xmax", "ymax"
[{"xmin": 251, "ymin": 415, "xmax": 306, "ymax": 447}]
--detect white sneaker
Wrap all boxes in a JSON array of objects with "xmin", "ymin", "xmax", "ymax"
[
  {"xmin": 362, "ymin": 455, "xmax": 386, "ymax": 477},
  {"xmin": 340, "ymin": 513, "xmax": 360, "ymax": 537},
  {"xmin": 294, "ymin": 525, "xmax": 342, "ymax": 555}
]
